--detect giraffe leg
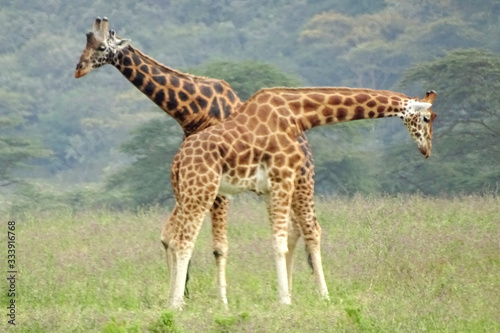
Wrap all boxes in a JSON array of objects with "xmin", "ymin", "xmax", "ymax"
[
  {"xmin": 161, "ymin": 204, "xmax": 179, "ymax": 302},
  {"xmin": 291, "ymin": 188, "xmax": 329, "ymax": 300},
  {"xmin": 286, "ymin": 213, "xmax": 302, "ymax": 296},
  {"xmin": 170, "ymin": 245, "xmax": 194, "ymax": 309},
  {"xmin": 287, "ymin": 135, "xmax": 313, "ymax": 296},
  {"xmin": 168, "ymin": 205, "xmax": 209, "ymax": 309},
  {"xmin": 210, "ymin": 196, "xmax": 230, "ymax": 305},
  {"xmin": 267, "ymin": 179, "xmax": 294, "ymax": 305},
  {"xmin": 308, "ymin": 233, "xmax": 329, "ymax": 301}
]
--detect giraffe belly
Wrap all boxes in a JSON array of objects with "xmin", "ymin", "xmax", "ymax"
[
  {"xmin": 217, "ymin": 164, "xmax": 270, "ymax": 197},
  {"xmin": 218, "ymin": 177, "xmax": 249, "ymax": 197}
]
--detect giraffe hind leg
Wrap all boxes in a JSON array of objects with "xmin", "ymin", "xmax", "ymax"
[
  {"xmin": 169, "ymin": 211, "xmax": 207, "ymax": 309},
  {"xmin": 267, "ymin": 180, "xmax": 294, "ymax": 305},
  {"xmin": 286, "ymin": 212, "xmax": 302, "ymax": 296},
  {"xmin": 210, "ymin": 196, "xmax": 230, "ymax": 305},
  {"xmin": 291, "ymin": 191, "xmax": 329, "ymax": 300},
  {"xmin": 161, "ymin": 203, "xmax": 204, "ymax": 309},
  {"xmin": 169, "ymin": 179, "xmax": 219, "ymax": 309},
  {"xmin": 303, "ymin": 223, "xmax": 329, "ymax": 300},
  {"xmin": 184, "ymin": 260, "xmax": 191, "ymax": 298},
  {"xmin": 184, "ymin": 196, "xmax": 229, "ymax": 303}
]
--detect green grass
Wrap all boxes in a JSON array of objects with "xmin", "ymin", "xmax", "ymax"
[{"xmin": 3, "ymin": 194, "xmax": 500, "ymax": 332}]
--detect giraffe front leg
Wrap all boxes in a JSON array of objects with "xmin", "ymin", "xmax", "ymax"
[
  {"xmin": 161, "ymin": 204, "xmax": 179, "ymax": 302},
  {"xmin": 267, "ymin": 180, "xmax": 294, "ymax": 305},
  {"xmin": 210, "ymin": 196, "xmax": 230, "ymax": 305}
]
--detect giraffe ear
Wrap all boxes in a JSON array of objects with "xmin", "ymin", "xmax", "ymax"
[
  {"xmin": 116, "ymin": 38, "xmax": 131, "ymax": 49},
  {"xmin": 413, "ymin": 102, "xmax": 432, "ymax": 112}
]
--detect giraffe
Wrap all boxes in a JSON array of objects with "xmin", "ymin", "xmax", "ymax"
[
  {"xmin": 162, "ymin": 87, "xmax": 437, "ymax": 308},
  {"xmin": 73, "ymin": 17, "xmax": 317, "ymax": 304}
]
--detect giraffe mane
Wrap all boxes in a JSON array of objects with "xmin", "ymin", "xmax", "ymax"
[
  {"xmin": 127, "ymin": 46, "xmax": 234, "ymax": 89},
  {"xmin": 250, "ymin": 86, "xmax": 412, "ymax": 100}
]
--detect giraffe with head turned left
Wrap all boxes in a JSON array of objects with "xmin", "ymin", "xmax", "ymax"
[
  {"xmin": 163, "ymin": 86, "xmax": 437, "ymax": 308},
  {"xmin": 74, "ymin": 17, "xmax": 318, "ymax": 305}
]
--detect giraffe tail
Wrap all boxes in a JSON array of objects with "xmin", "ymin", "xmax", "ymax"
[
  {"xmin": 306, "ymin": 246, "xmax": 314, "ymax": 273},
  {"xmin": 184, "ymin": 260, "xmax": 191, "ymax": 298},
  {"xmin": 170, "ymin": 156, "xmax": 182, "ymax": 202}
]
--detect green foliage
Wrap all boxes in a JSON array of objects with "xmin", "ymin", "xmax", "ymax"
[
  {"xmin": 2, "ymin": 0, "xmax": 500, "ymax": 207},
  {"xmin": 9, "ymin": 182, "xmax": 131, "ymax": 214},
  {"xmin": 103, "ymin": 318, "xmax": 130, "ymax": 333},
  {"xmin": 213, "ymin": 313, "xmax": 250, "ymax": 332},
  {"xmin": 297, "ymin": 4, "xmax": 481, "ymax": 88},
  {"xmin": 190, "ymin": 60, "xmax": 302, "ymax": 101},
  {"xmin": 105, "ymin": 116, "xmax": 182, "ymax": 208},
  {"xmin": 308, "ymin": 122, "xmax": 381, "ymax": 195},
  {"xmin": 148, "ymin": 311, "xmax": 182, "ymax": 333},
  {"xmin": 15, "ymin": 196, "xmax": 500, "ymax": 332},
  {"xmin": 0, "ymin": 116, "xmax": 50, "ymax": 186}
]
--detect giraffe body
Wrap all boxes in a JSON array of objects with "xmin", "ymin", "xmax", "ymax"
[
  {"xmin": 74, "ymin": 17, "xmax": 318, "ymax": 305},
  {"xmin": 164, "ymin": 87, "xmax": 437, "ymax": 308}
]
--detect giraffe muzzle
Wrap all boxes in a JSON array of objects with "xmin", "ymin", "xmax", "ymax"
[
  {"xmin": 74, "ymin": 66, "xmax": 88, "ymax": 78},
  {"xmin": 419, "ymin": 145, "xmax": 431, "ymax": 158}
]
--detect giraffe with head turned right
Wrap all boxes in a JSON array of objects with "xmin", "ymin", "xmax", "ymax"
[{"xmin": 163, "ymin": 86, "xmax": 437, "ymax": 308}]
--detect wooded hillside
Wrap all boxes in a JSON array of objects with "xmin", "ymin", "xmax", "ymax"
[{"xmin": 2, "ymin": 0, "xmax": 499, "ymax": 210}]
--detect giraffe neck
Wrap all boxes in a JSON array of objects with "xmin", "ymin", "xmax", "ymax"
[
  {"xmin": 260, "ymin": 87, "xmax": 412, "ymax": 132},
  {"xmin": 114, "ymin": 46, "xmax": 242, "ymax": 136}
]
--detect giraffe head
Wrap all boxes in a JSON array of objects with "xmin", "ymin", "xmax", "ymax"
[
  {"xmin": 401, "ymin": 90, "xmax": 437, "ymax": 158},
  {"xmin": 74, "ymin": 17, "xmax": 130, "ymax": 78}
]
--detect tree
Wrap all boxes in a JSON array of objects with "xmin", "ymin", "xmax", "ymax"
[
  {"xmin": 381, "ymin": 49, "xmax": 500, "ymax": 194},
  {"xmin": 190, "ymin": 60, "xmax": 302, "ymax": 101},
  {"xmin": 105, "ymin": 116, "xmax": 182, "ymax": 207},
  {"xmin": 2, "ymin": 0, "xmax": 499, "ymax": 204},
  {"xmin": 0, "ymin": 116, "xmax": 49, "ymax": 187}
]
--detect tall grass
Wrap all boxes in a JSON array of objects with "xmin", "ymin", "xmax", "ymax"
[{"xmin": 4, "ymin": 194, "xmax": 499, "ymax": 332}]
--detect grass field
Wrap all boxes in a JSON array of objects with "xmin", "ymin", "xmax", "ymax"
[{"xmin": 3, "ymin": 194, "xmax": 500, "ymax": 332}]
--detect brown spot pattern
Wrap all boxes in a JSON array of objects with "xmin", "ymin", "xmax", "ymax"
[
  {"xmin": 376, "ymin": 96, "xmax": 388, "ymax": 104},
  {"xmin": 336, "ymin": 107, "xmax": 348, "ymax": 121},
  {"xmin": 355, "ymin": 94, "xmax": 370, "ymax": 103},
  {"xmin": 328, "ymin": 95, "xmax": 343, "ymax": 105}
]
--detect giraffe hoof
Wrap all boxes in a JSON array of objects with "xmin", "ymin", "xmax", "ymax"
[
  {"xmin": 280, "ymin": 296, "xmax": 292, "ymax": 305},
  {"xmin": 169, "ymin": 296, "xmax": 186, "ymax": 310},
  {"xmin": 170, "ymin": 301, "xmax": 185, "ymax": 311}
]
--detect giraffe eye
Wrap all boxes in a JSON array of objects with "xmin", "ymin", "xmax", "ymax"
[
  {"xmin": 423, "ymin": 116, "xmax": 429, "ymax": 123},
  {"xmin": 97, "ymin": 45, "xmax": 106, "ymax": 51}
]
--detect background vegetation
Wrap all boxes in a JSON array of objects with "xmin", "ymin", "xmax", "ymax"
[
  {"xmin": 1, "ymin": 0, "xmax": 500, "ymax": 209},
  {"xmin": 5, "ymin": 196, "xmax": 499, "ymax": 332}
]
